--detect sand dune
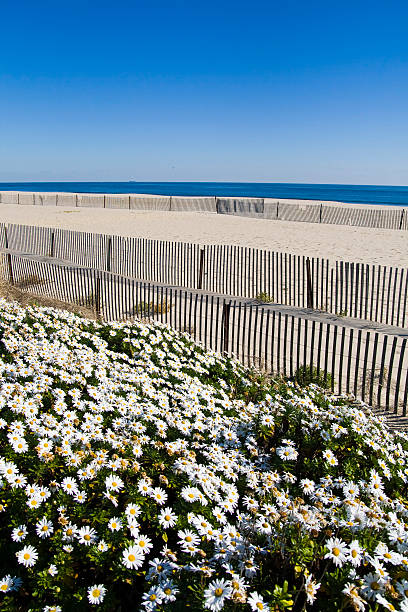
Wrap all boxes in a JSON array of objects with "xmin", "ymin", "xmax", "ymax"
[{"xmin": 0, "ymin": 203, "xmax": 406, "ymax": 267}]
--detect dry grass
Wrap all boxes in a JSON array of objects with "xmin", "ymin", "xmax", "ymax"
[{"xmin": 0, "ymin": 279, "xmax": 97, "ymax": 320}]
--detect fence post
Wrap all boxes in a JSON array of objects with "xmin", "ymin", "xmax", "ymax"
[
  {"xmin": 276, "ymin": 201, "xmax": 279, "ymax": 219},
  {"xmin": 319, "ymin": 203, "xmax": 322, "ymax": 223},
  {"xmin": 306, "ymin": 257, "xmax": 314, "ymax": 309},
  {"xmin": 222, "ymin": 301, "xmax": 231, "ymax": 354},
  {"xmin": 129, "ymin": 195, "xmax": 131, "ymax": 210},
  {"xmin": 75, "ymin": 194, "xmax": 78, "ymax": 208},
  {"xmin": 6, "ymin": 253, "xmax": 14, "ymax": 285},
  {"xmin": 399, "ymin": 209, "xmax": 405, "ymax": 230},
  {"xmin": 49, "ymin": 231, "xmax": 55, "ymax": 258},
  {"xmin": 56, "ymin": 194, "xmax": 58, "ymax": 206},
  {"xmin": 198, "ymin": 247, "xmax": 205, "ymax": 289},
  {"xmin": 94, "ymin": 272, "xmax": 102, "ymax": 320},
  {"xmin": 103, "ymin": 195, "xmax": 106, "ymax": 208},
  {"xmin": 106, "ymin": 237, "xmax": 112, "ymax": 272},
  {"xmin": 17, "ymin": 192, "xmax": 20, "ymax": 205},
  {"xmin": 3, "ymin": 226, "xmax": 14, "ymax": 285},
  {"xmin": 169, "ymin": 196, "xmax": 172, "ymax": 211}
]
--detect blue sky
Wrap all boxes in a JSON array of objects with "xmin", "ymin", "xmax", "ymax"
[{"xmin": 1, "ymin": 0, "xmax": 407, "ymax": 184}]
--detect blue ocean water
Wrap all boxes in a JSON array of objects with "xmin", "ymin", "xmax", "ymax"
[{"xmin": 0, "ymin": 182, "xmax": 408, "ymax": 206}]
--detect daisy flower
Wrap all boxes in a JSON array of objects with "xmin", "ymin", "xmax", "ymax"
[
  {"xmin": 324, "ymin": 537, "xmax": 348, "ymax": 567},
  {"xmin": 0, "ymin": 575, "xmax": 13, "ymax": 593},
  {"xmin": 122, "ymin": 545, "xmax": 145, "ymax": 569},
  {"xmin": 36, "ymin": 517, "xmax": 54, "ymax": 539},
  {"xmin": 178, "ymin": 529, "xmax": 200, "ymax": 550},
  {"xmin": 247, "ymin": 591, "xmax": 270, "ymax": 611},
  {"xmin": 161, "ymin": 580, "xmax": 179, "ymax": 602},
  {"xmin": 203, "ymin": 579, "xmax": 233, "ymax": 611},
  {"xmin": 11, "ymin": 525, "xmax": 27, "ymax": 542},
  {"xmin": 151, "ymin": 486, "xmax": 168, "ymax": 505},
  {"xmin": 360, "ymin": 572, "xmax": 386, "ymax": 601},
  {"xmin": 108, "ymin": 517, "xmax": 122, "ymax": 532},
  {"xmin": 87, "ymin": 584, "xmax": 106, "ymax": 605},
  {"xmin": 348, "ymin": 540, "xmax": 364, "ymax": 567},
  {"xmin": 125, "ymin": 503, "xmax": 141, "ymax": 519},
  {"xmin": 16, "ymin": 545, "xmax": 38, "ymax": 567},
  {"xmin": 141, "ymin": 585, "xmax": 164, "ymax": 608},
  {"xmin": 134, "ymin": 535, "xmax": 153, "ymax": 554},
  {"xmin": 322, "ymin": 449, "xmax": 338, "ymax": 466},
  {"xmin": 105, "ymin": 474, "xmax": 124, "ymax": 492},
  {"xmin": 77, "ymin": 526, "xmax": 97, "ymax": 546},
  {"xmin": 305, "ymin": 575, "xmax": 320, "ymax": 605},
  {"xmin": 97, "ymin": 540, "xmax": 109, "ymax": 552},
  {"xmin": 158, "ymin": 507, "xmax": 178, "ymax": 528}
]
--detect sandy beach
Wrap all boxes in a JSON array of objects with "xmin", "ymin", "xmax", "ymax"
[{"xmin": 0, "ymin": 202, "xmax": 407, "ymax": 267}]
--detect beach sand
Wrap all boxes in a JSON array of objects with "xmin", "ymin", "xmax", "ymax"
[{"xmin": 0, "ymin": 202, "xmax": 406, "ymax": 267}]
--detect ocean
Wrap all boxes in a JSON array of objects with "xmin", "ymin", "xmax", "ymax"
[{"xmin": 0, "ymin": 182, "xmax": 408, "ymax": 206}]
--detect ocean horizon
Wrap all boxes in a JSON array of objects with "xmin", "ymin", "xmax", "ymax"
[{"xmin": 1, "ymin": 182, "xmax": 408, "ymax": 207}]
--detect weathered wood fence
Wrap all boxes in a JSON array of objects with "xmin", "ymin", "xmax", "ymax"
[
  {"xmin": 1, "ymin": 251, "xmax": 407, "ymax": 415},
  {"xmin": 0, "ymin": 190, "xmax": 407, "ymax": 230},
  {"xmin": 1, "ymin": 223, "xmax": 407, "ymax": 328}
]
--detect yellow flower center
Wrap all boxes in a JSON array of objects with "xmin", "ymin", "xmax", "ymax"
[
  {"xmin": 150, "ymin": 594, "xmax": 156, "ymax": 601},
  {"xmin": 23, "ymin": 553, "xmax": 30, "ymax": 560},
  {"xmin": 351, "ymin": 550, "xmax": 357, "ymax": 558},
  {"xmin": 384, "ymin": 553, "xmax": 391, "ymax": 559},
  {"xmin": 332, "ymin": 547, "xmax": 340, "ymax": 556},
  {"xmin": 215, "ymin": 588, "xmax": 223, "ymax": 597},
  {"xmin": 139, "ymin": 540, "xmax": 145, "ymax": 547},
  {"xmin": 165, "ymin": 588, "xmax": 172, "ymax": 595},
  {"xmin": 257, "ymin": 604, "xmax": 264, "ymax": 611},
  {"xmin": 41, "ymin": 526, "xmax": 48, "ymax": 532},
  {"xmin": 128, "ymin": 554, "xmax": 135, "ymax": 562},
  {"xmin": 1, "ymin": 584, "xmax": 8, "ymax": 591},
  {"xmin": 165, "ymin": 515, "xmax": 171, "ymax": 521},
  {"xmin": 92, "ymin": 589, "xmax": 100, "ymax": 598},
  {"xmin": 84, "ymin": 534, "xmax": 91, "ymax": 541},
  {"xmin": 185, "ymin": 536, "xmax": 192, "ymax": 542},
  {"xmin": 371, "ymin": 581, "xmax": 380, "ymax": 591}
]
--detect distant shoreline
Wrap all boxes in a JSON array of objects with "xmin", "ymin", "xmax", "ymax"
[{"xmin": 0, "ymin": 182, "xmax": 408, "ymax": 207}]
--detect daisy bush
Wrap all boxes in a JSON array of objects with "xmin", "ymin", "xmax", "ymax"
[{"xmin": 0, "ymin": 299, "xmax": 407, "ymax": 611}]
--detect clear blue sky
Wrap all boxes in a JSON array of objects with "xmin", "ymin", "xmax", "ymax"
[{"xmin": 1, "ymin": 0, "xmax": 407, "ymax": 184}]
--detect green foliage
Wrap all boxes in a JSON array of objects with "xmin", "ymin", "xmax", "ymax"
[
  {"xmin": 292, "ymin": 364, "xmax": 334, "ymax": 389},
  {"xmin": 255, "ymin": 292, "xmax": 274, "ymax": 303}
]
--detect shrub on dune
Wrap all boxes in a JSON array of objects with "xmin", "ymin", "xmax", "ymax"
[{"xmin": 0, "ymin": 299, "xmax": 407, "ymax": 611}]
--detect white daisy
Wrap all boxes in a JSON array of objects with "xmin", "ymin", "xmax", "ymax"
[
  {"xmin": 203, "ymin": 578, "xmax": 233, "ymax": 611},
  {"xmin": 87, "ymin": 584, "xmax": 106, "ymax": 605},
  {"xmin": 16, "ymin": 545, "xmax": 38, "ymax": 567},
  {"xmin": 122, "ymin": 545, "xmax": 145, "ymax": 569}
]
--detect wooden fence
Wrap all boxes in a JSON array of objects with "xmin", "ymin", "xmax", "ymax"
[
  {"xmin": 1, "ymin": 223, "xmax": 407, "ymax": 328},
  {"xmin": 1, "ymin": 251, "xmax": 407, "ymax": 415},
  {"xmin": 1, "ymin": 190, "xmax": 407, "ymax": 230}
]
